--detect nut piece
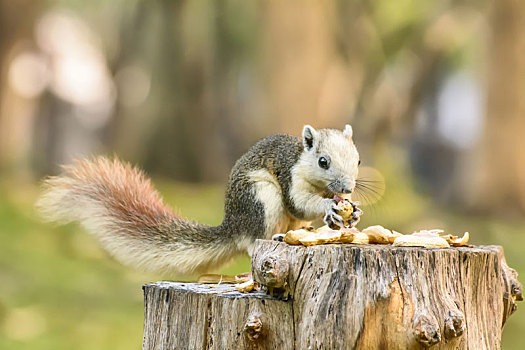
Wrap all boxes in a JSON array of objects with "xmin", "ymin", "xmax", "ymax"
[
  {"xmin": 299, "ymin": 230, "xmax": 342, "ymax": 246},
  {"xmin": 390, "ymin": 231, "xmax": 403, "ymax": 244},
  {"xmin": 337, "ymin": 199, "xmax": 354, "ymax": 221},
  {"xmin": 361, "ymin": 225, "xmax": 401, "ymax": 244},
  {"xmin": 284, "ymin": 229, "xmax": 315, "ymax": 245},
  {"xmin": 351, "ymin": 231, "xmax": 370, "ymax": 244},
  {"xmin": 235, "ymin": 272, "xmax": 252, "ymax": 284},
  {"xmin": 335, "ymin": 198, "xmax": 362, "ymax": 227},
  {"xmin": 393, "ymin": 230, "xmax": 450, "ymax": 248},
  {"xmin": 441, "ymin": 232, "xmax": 469, "ymax": 247},
  {"xmin": 316, "ymin": 225, "xmax": 356, "ymax": 243},
  {"xmin": 235, "ymin": 279, "xmax": 255, "ymax": 293},
  {"xmin": 340, "ymin": 227, "xmax": 358, "ymax": 243}
]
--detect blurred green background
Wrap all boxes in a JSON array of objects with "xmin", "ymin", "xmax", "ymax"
[{"xmin": 1, "ymin": 0, "xmax": 524, "ymax": 349}]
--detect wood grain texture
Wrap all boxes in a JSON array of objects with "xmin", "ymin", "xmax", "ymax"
[
  {"xmin": 143, "ymin": 241, "xmax": 521, "ymax": 349},
  {"xmin": 142, "ymin": 282, "xmax": 293, "ymax": 350},
  {"xmin": 252, "ymin": 241, "xmax": 521, "ymax": 349}
]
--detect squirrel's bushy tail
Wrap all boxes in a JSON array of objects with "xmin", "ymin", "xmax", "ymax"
[{"xmin": 36, "ymin": 157, "xmax": 236, "ymax": 275}]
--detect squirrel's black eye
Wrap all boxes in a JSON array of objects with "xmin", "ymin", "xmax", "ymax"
[
  {"xmin": 358, "ymin": 160, "xmax": 361, "ymax": 166},
  {"xmin": 318, "ymin": 156, "xmax": 330, "ymax": 170}
]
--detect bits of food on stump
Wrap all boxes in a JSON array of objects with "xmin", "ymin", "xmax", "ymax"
[
  {"xmin": 280, "ymin": 224, "xmax": 470, "ymax": 248},
  {"xmin": 278, "ymin": 197, "xmax": 470, "ymax": 248},
  {"xmin": 441, "ymin": 232, "xmax": 470, "ymax": 247},
  {"xmin": 283, "ymin": 228, "xmax": 315, "ymax": 245},
  {"xmin": 235, "ymin": 279, "xmax": 256, "ymax": 293},
  {"xmin": 350, "ymin": 230, "xmax": 370, "ymax": 244},
  {"xmin": 299, "ymin": 229, "xmax": 342, "ymax": 246},
  {"xmin": 361, "ymin": 225, "xmax": 402, "ymax": 244},
  {"xmin": 392, "ymin": 230, "xmax": 450, "ymax": 248}
]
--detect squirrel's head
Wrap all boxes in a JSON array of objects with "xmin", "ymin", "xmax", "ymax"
[{"xmin": 299, "ymin": 125, "xmax": 360, "ymax": 195}]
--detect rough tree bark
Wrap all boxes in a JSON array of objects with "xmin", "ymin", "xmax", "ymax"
[{"xmin": 143, "ymin": 241, "xmax": 521, "ymax": 349}]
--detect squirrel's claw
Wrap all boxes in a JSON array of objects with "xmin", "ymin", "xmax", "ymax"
[{"xmin": 346, "ymin": 202, "xmax": 362, "ymax": 228}]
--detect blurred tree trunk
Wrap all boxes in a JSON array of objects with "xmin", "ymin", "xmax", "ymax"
[
  {"xmin": 139, "ymin": 0, "xmax": 248, "ymax": 182},
  {"xmin": 104, "ymin": 1, "xmax": 149, "ymax": 154},
  {"xmin": 260, "ymin": 0, "xmax": 336, "ymax": 133},
  {"xmin": 141, "ymin": 0, "xmax": 195, "ymax": 181},
  {"xmin": 0, "ymin": 0, "xmax": 41, "ymax": 171},
  {"xmin": 473, "ymin": 0, "xmax": 525, "ymax": 214}
]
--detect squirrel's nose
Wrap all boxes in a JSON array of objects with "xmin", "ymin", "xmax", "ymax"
[{"xmin": 341, "ymin": 187, "xmax": 352, "ymax": 194}]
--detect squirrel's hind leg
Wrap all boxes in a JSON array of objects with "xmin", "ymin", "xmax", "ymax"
[
  {"xmin": 248, "ymin": 169, "xmax": 291, "ymax": 240},
  {"xmin": 226, "ymin": 169, "xmax": 290, "ymax": 256}
]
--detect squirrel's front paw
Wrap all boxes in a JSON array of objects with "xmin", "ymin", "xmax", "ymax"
[
  {"xmin": 347, "ymin": 201, "xmax": 363, "ymax": 228},
  {"xmin": 323, "ymin": 199, "xmax": 345, "ymax": 229}
]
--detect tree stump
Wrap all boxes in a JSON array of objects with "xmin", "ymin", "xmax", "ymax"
[
  {"xmin": 142, "ymin": 282, "xmax": 294, "ymax": 349},
  {"xmin": 143, "ymin": 241, "xmax": 522, "ymax": 349}
]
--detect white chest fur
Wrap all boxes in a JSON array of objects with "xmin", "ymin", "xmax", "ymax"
[{"xmin": 248, "ymin": 169, "xmax": 290, "ymax": 237}]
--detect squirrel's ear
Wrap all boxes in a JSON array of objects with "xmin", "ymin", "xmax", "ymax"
[
  {"xmin": 302, "ymin": 125, "xmax": 317, "ymax": 150},
  {"xmin": 343, "ymin": 124, "xmax": 353, "ymax": 139}
]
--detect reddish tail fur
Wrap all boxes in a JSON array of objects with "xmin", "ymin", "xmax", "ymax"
[{"xmin": 36, "ymin": 157, "xmax": 237, "ymax": 275}]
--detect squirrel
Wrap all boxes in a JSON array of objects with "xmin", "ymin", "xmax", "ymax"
[{"xmin": 37, "ymin": 125, "xmax": 361, "ymax": 275}]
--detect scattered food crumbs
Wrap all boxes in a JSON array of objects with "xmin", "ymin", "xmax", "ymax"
[
  {"xmin": 235, "ymin": 279, "xmax": 256, "ymax": 293},
  {"xmin": 284, "ymin": 229, "xmax": 316, "ymax": 245},
  {"xmin": 299, "ymin": 230, "xmax": 341, "ymax": 246},
  {"xmin": 281, "ymin": 225, "xmax": 470, "ymax": 248},
  {"xmin": 393, "ymin": 230, "xmax": 450, "ymax": 248},
  {"xmin": 235, "ymin": 272, "xmax": 252, "ymax": 284},
  {"xmin": 441, "ymin": 232, "xmax": 470, "ymax": 247}
]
